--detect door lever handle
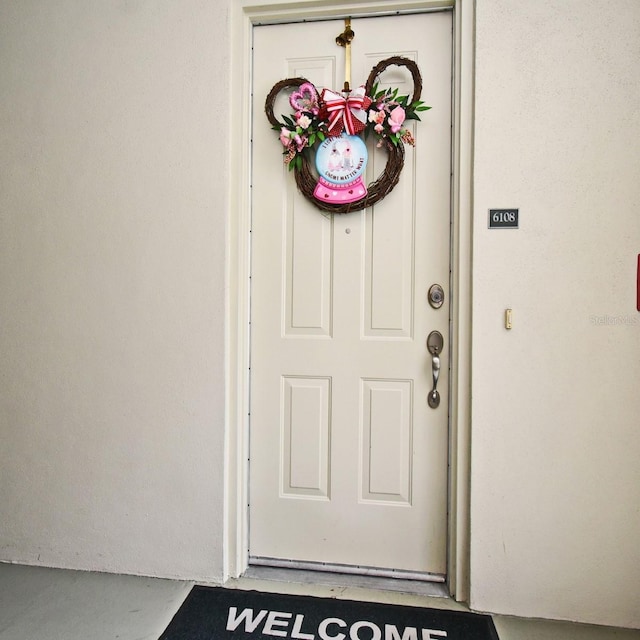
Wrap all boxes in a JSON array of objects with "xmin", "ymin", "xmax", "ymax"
[{"xmin": 426, "ymin": 330, "xmax": 444, "ymax": 408}]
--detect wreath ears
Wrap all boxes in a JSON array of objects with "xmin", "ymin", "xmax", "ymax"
[{"xmin": 265, "ymin": 57, "xmax": 424, "ymax": 214}]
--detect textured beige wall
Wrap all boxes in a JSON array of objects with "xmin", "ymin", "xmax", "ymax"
[
  {"xmin": 470, "ymin": 0, "xmax": 640, "ymax": 628},
  {"xmin": 0, "ymin": 0, "xmax": 229, "ymax": 581}
]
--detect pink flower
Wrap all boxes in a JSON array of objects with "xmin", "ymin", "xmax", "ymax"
[
  {"xmin": 294, "ymin": 134, "xmax": 308, "ymax": 152},
  {"xmin": 374, "ymin": 123, "xmax": 384, "ymax": 134},
  {"xmin": 388, "ymin": 106, "xmax": 406, "ymax": 133},
  {"xmin": 279, "ymin": 127, "xmax": 291, "ymax": 147},
  {"xmin": 368, "ymin": 109, "xmax": 385, "ymax": 124}
]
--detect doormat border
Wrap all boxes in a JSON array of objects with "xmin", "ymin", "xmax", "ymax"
[{"xmin": 159, "ymin": 585, "xmax": 499, "ymax": 640}]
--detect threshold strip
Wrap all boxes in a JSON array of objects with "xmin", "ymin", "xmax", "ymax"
[{"xmin": 249, "ymin": 557, "xmax": 446, "ymax": 583}]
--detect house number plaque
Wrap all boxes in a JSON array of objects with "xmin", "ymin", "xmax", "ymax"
[{"xmin": 489, "ymin": 208, "xmax": 519, "ymax": 229}]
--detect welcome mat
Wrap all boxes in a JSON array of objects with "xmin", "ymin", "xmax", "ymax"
[{"xmin": 159, "ymin": 586, "xmax": 499, "ymax": 640}]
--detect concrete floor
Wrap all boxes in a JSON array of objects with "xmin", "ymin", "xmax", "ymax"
[{"xmin": 0, "ymin": 562, "xmax": 638, "ymax": 640}]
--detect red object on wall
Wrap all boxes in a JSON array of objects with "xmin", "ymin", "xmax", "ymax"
[{"xmin": 637, "ymin": 254, "xmax": 640, "ymax": 312}]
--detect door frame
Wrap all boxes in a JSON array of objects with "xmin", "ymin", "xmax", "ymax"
[{"xmin": 226, "ymin": 0, "xmax": 475, "ymax": 602}]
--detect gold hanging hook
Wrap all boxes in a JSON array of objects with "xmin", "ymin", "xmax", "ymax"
[{"xmin": 335, "ymin": 18, "xmax": 354, "ymax": 92}]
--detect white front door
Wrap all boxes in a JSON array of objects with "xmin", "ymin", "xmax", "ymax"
[{"xmin": 249, "ymin": 11, "xmax": 452, "ymax": 578}]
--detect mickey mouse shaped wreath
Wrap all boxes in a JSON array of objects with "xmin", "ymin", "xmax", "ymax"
[{"xmin": 265, "ymin": 57, "xmax": 430, "ymax": 213}]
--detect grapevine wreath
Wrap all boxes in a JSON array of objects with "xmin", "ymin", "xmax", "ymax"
[{"xmin": 264, "ymin": 56, "xmax": 430, "ymax": 214}]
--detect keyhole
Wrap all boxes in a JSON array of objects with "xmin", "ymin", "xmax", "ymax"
[{"xmin": 428, "ymin": 284, "xmax": 445, "ymax": 309}]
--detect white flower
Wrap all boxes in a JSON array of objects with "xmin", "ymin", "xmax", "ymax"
[{"xmin": 297, "ymin": 114, "xmax": 312, "ymax": 130}]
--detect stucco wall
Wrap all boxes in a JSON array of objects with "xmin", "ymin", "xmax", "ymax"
[
  {"xmin": 0, "ymin": 0, "xmax": 228, "ymax": 581},
  {"xmin": 470, "ymin": 0, "xmax": 640, "ymax": 628}
]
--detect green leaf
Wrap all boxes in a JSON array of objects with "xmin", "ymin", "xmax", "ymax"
[
  {"xmin": 317, "ymin": 131, "xmax": 325, "ymax": 142},
  {"xmin": 415, "ymin": 105, "xmax": 432, "ymax": 112},
  {"xmin": 374, "ymin": 87, "xmax": 386, "ymax": 100}
]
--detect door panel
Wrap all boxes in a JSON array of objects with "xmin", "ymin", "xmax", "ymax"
[
  {"xmin": 250, "ymin": 11, "xmax": 452, "ymax": 577},
  {"xmin": 281, "ymin": 375, "xmax": 331, "ymax": 499}
]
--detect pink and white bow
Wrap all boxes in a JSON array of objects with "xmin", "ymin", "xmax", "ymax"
[{"xmin": 321, "ymin": 86, "xmax": 372, "ymax": 136}]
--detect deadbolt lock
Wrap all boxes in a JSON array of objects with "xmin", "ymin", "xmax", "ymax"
[{"xmin": 428, "ymin": 284, "xmax": 445, "ymax": 309}]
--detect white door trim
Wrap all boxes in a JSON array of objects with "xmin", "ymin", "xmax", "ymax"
[{"xmin": 225, "ymin": 0, "xmax": 475, "ymax": 603}]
